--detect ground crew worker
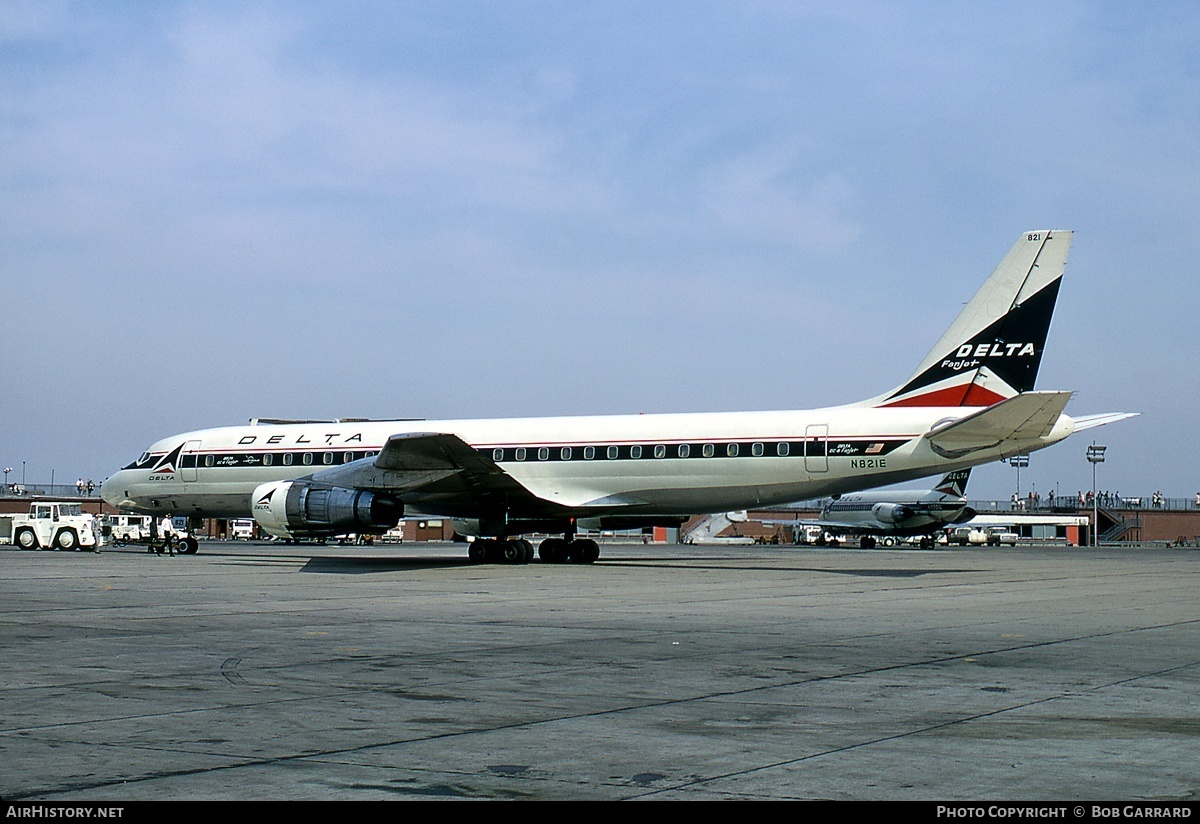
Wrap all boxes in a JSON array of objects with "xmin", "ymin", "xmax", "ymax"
[{"xmin": 157, "ymin": 515, "xmax": 175, "ymax": 556}]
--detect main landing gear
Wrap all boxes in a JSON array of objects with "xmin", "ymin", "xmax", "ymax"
[
  {"xmin": 467, "ymin": 537, "xmax": 601, "ymax": 565},
  {"xmin": 535, "ymin": 537, "xmax": 599, "ymax": 564}
]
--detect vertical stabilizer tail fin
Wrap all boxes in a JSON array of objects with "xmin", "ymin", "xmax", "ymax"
[
  {"xmin": 930, "ymin": 469, "xmax": 971, "ymax": 499},
  {"xmin": 867, "ymin": 230, "xmax": 1071, "ymax": 408}
]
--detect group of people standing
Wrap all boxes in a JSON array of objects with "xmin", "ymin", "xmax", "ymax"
[
  {"xmin": 1010, "ymin": 489, "xmax": 1061, "ymax": 510},
  {"xmin": 1082, "ymin": 489, "xmax": 1121, "ymax": 507}
]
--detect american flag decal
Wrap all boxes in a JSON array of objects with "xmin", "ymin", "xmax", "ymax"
[{"xmin": 866, "ymin": 443, "xmax": 885, "ymax": 454}]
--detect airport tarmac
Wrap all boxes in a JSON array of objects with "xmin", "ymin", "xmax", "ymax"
[{"xmin": 1, "ymin": 541, "xmax": 1197, "ymax": 801}]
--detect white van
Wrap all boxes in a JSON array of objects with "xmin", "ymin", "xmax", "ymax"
[
  {"xmin": 104, "ymin": 514, "xmax": 153, "ymax": 544},
  {"xmin": 230, "ymin": 519, "xmax": 256, "ymax": 540}
]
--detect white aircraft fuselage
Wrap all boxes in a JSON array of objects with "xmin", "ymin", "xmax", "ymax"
[{"xmin": 101, "ymin": 405, "xmax": 1075, "ymax": 522}]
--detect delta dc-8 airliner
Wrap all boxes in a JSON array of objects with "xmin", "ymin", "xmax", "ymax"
[{"xmin": 102, "ymin": 230, "xmax": 1134, "ymax": 562}]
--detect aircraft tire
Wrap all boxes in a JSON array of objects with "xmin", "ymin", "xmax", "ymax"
[
  {"xmin": 179, "ymin": 537, "xmax": 199, "ymax": 554},
  {"xmin": 501, "ymin": 539, "xmax": 529, "ymax": 564},
  {"xmin": 539, "ymin": 538, "xmax": 572, "ymax": 563},
  {"xmin": 468, "ymin": 540, "xmax": 491, "ymax": 563},
  {"xmin": 569, "ymin": 538, "xmax": 600, "ymax": 564}
]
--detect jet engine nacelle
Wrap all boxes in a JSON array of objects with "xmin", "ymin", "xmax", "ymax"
[
  {"xmin": 251, "ymin": 480, "xmax": 402, "ymax": 539},
  {"xmin": 872, "ymin": 503, "xmax": 914, "ymax": 525},
  {"xmin": 949, "ymin": 507, "xmax": 978, "ymax": 525}
]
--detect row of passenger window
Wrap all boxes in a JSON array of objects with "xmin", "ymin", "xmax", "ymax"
[
  {"xmin": 488, "ymin": 441, "xmax": 811, "ymax": 463},
  {"xmin": 182, "ymin": 451, "xmax": 377, "ymax": 468}
]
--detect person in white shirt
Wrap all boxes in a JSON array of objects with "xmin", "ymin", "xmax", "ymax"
[{"xmin": 157, "ymin": 515, "xmax": 175, "ymax": 556}]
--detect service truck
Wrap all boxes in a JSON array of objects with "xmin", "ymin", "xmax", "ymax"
[
  {"xmin": 101, "ymin": 514, "xmax": 153, "ymax": 545},
  {"xmin": 0, "ymin": 502, "xmax": 103, "ymax": 551},
  {"xmin": 947, "ymin": 526, "xmax": 1019, "ymax": 546}
]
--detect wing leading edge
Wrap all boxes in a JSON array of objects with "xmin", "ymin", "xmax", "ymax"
[{"xmin": 310, "ymin": 431, "xmax": 545, "ymax": 513}]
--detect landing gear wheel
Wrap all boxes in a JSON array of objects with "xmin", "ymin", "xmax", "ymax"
[
  {"xmin": 538, "ymin": 538, "xmax": 568, "ymax": 563},
  {"xmin": 15, "ymin": 529, "xmax": 39, "ymax": 550},
  {"xmin": 179, "ymin": 536, "xmax": 199, "ymax": 554},
  {"xmin": 859, "ymin": 536, "xmax": 876, "ymax": 549},
  {"xmin": 468, "ymin": 539, "xmax": 492, "ymax": 563},
  {"xmin": 501, "ymin": 539, "xmax": 531, "ymax": 564},
  {"xmin": 568, "ymin": 538, "xmax": 600, "ymax": 564},
  {"xmin": 55, "ymin": 530, "xmax": 79, "ymax": 551}
]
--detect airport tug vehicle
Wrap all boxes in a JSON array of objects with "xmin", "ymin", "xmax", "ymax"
[{"xmin": 1, "ymin": 502, "xmax": 103, "ymax": 551}]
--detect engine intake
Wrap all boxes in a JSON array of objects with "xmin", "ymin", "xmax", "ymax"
[
  {"xmin": 872, "ymin": 503, "xmax": 914, "ymax": 524},
  {"xmin": 252, "ymin": 480, "xmax": 402, "ymax": 539}
]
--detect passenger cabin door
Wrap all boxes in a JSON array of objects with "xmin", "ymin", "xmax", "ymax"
[
  {"xmin": 805, "ymin": 424, "xmax": 828, "ymax": 473},
  {"xmin": 181, "ymin": 440, "xmax": 202, "ymax": 482}
]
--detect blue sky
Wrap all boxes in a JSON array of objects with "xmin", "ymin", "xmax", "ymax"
[{"xmin": 2, "ymin": 2, "xmax": 1197, "ymax": 501}]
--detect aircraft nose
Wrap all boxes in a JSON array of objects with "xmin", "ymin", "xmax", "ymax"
[{"xmin": 100, "ymin": 472, "xmax": 132, "ymax": 510}]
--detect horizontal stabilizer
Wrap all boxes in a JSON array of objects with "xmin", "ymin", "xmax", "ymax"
[
  {"xmin": 1071, "ymin": 412, "xmax": 1140, "ymax": 432},
  {"xmin": 923, "ymin": 391, "xmax": 1072, "ymax": 458}
]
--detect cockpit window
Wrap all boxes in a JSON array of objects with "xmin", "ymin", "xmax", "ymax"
[{"xmin": 123, "ymin": 451, "xmax": 155, "ymax": 470}]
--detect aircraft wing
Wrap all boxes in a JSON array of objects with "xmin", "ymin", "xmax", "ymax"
[
  {"xmin": 309, "ymin": 432, "xmax": 545, "ymax": 511},
  {"xmin": 924, "ymin": 391, "xmax": 1072, "ymax": 458}
]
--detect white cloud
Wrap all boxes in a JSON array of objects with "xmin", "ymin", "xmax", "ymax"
[{"xmin": 700, "ymin": 147, "xmax": 859, "ymax": 251}]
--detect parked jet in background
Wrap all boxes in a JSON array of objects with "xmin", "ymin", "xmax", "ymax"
[
  {"xmin": 803, "ymin": 469, "xmax": 976, "ymax": 549},
  {"xmin": 102, "ymin": 230, "xmax": 1135, "ymax": 564}
]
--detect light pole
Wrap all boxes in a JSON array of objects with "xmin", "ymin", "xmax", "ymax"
[
  {"xmin": 1087, "ymin": 443, "xmax": 1107, "ymax": 547},
  {"xmin": 1011, "ymin": 454, "xmax": 1029, "ymax": 507}
]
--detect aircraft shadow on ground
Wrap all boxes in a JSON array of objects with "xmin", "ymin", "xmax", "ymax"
[
  {"xmin": 298, "ymin": 554, "xmax": 474, "ymax": 574},
  {"xmin": 292, "ymin": 553, "xmax": 974, "ymax": 578}
]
